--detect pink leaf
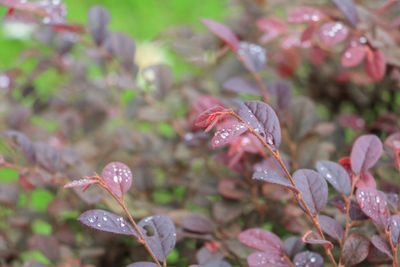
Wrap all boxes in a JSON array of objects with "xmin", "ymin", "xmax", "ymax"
[
  {"xmin": 350, "ymin": 134, "xmax": 382, "ymax": 174},
  {"xmin": 365, "ymin": 48, "xmax": 386, "ymax": 81},
  {"xmin": 239, "ymin": 228, "xmax": 283, "ymax": 254},
  {"xmin": 202, "ymin": 19, "xmax": 239, "ymax": 51},
  {"xmin": 101, "ymin": 162, "xmax": 133, "ymax": 198},
  {"xmin": 211, "ymin": 120, "xmax": 247, "ymax": 148},
  {"xmin": 341, "ymin": 45, "xmax": 366, "ymax": 67},
  {"xmin": 257, "ymin": 17, "xmax": 286, "ymax": 44},
  {"xmin": 319, "ymin": 22, "xmax": 349, "ymax": 47},
  {"xmin": 356, "ymin": 171, "xmax": 376, "ymax": 189},
  {"xmin": 288, "ymin": 7, "xmax": 325, "ymax": 24}
]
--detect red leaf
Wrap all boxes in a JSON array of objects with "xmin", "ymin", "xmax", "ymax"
[
  {"xmin": 341, "ymin": 45, "xmax": 366, "ymax": 67},
  {"xmin": 365, "ymin": 48, "xmax": 386, "ymax": 81},
  {"xmin": 288, "ymin": 7, "xmax": 325, "ymax": 24},
  {"xmin": 202, "ymin": 19, "xmax": 239, "ymax": 51},
  {"xmin": 194, "ymin": 105, "xmax": 230, "ymax": 131},
  {"xmin": 319, "ymin": 22, "xmax": 349, "ymax": 47},
  {"xmin": 356, "ymin": 171, "xmax": 376, "ymax": 189}
]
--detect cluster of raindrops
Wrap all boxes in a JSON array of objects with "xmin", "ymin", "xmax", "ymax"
[
  {"xmin": 79, "ymin": 210, "xmax": 136, "ymax": 235},
  {"xmin": 289, "ymin": 7, "xmax": 324, "ymax": 23},
  {"xmin": 248, "ymin": 252, "xmax": 288, "ymax": 266},
  {"xmin": 321, "ymin": 22, "xmax": 348, "ymax": 39},
  {"xmin": 293, "ymin": 251, "xmax": 323, "ymax": 267},
  {"xmin": 102, "ymin": 162, "xmax": 132, "ymax": 185},
  {"xmin": 64, "ymin": 178, "xmax": 96, "ymax": 188},
  {"xmin": 238, "ymin": 42, "xmax": 267, "ymax": 72},
  {"xmin": 212, "ymin": 123, "xmax": 246, "ymax": 147}
]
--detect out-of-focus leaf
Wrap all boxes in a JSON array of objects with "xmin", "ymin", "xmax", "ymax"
[
  {"xmin": 293, "ymin": 169, "xmax": 328, "ymax": 215},
  {"xmin": 201, "ymin": 19, "xmax": 239, "ymax": 51},
  {"xmin": 365, "ymin": 48, "xmax": 386, "ymax": 81},
  {"xmin": 341, "ymin": 45, "xmax": 366, "ymax": 67},
  {"xmin": 223, "ymin": 77, "xmax": 259, "ymax": 96},
  {"xmin": 288, "ymin": 97, "xmax": 318, "ymax": 140},
  {"xmin": 5, "ymin": 130, "xmax": 36, "ymax": 163},
  {"xmin": 126, "ymin": 262, "xmax": 158, "ymax": 267},
  {"xmin": 138, "ymin": 215, "xmax": 176, "ymax": 261},
  {"xmin": 106, "ymin": 32, "xmax": 136, "ymax": 70},
  {"xmin": 182, "ymin": 214, "xmax": 215, "ymax": 234},
  {"xmin": 333, "ymin": 0, "xmax": 359, "ymax": 26},
  {"xmin": 78, "ymin": 209, "xmax": 137, "ymax": 236},
  {"xmin": 237, "ymin": 42, "xmax": 267, "ymax": 73},
  {"xmin": 288, "ymin": 7, "xmax": 325, "ymax": 24},
  {"xmin": 319, "ymin": 22, "xmax": 349, "ymax": 47},
  {"xmin": 370, "ymin": 235, "xmax": 392, "ymax": 259},
  {"xmin": 388, "ymin": 215, "xmax": 400, "ymax": 245},
  {"xmin": 88, "ymin": 5, "xmax": 110, "ymax": 46}
]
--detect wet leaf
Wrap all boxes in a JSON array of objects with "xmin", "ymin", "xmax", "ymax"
[
  {"xmin": 365, "ymin": 48, "xmax": 386, "ymax": 81},
  {"xmin": 293, "ymin": 251, "xmax": 323, "ymax": 267},
  {"xmin": 212, "ymin": 120, "xmax": 247, "ymax": 148},
  {"xmin": 318, "ymin": 215, "xmax": 344, "ymax": 242},
  {"xmin": 356, "ymin": 188, "xmax": 390, "ymax": 228},
  {"xmin": 252, "ymin": 159, "xmax": 296, "ymax": 191},
  {"xmin": 315, "ymin": 160, "xmax": 351, "ymax": 196},
  {"xmin": 138, "ymin": 215, "xmax": 176, "ymax": 261},
  {"xmin": 201, "ymin": 19, "xmax": 239, "ymax": 51},
  {"xmin": 238, "ymin": 228, "xmax": 283, "ymax": 254},
  {"xmin": 88, "ymin": 5, "xmax": 110, "ymax": 45},
  {"xmin": 64, "ymin": 178, "xmax": 97, "ymax": 189},
  {"xmin": 341, "ymin": 233, "xmax": 370, "ymax": 266},
  {"xmin": 319, "ymin": 22, "xmax": 349, "ymax": 47},
  {"xmin": 333, "ymin": 0, "xmax": 359, "ymax": 27},
  {"xmin": 247, "ymin": 251, "xmax": 291, "ymax": 267},
  {"xmin": 127, "ymin": 262, "xmax": 158, "ymax": 267},
  {"xmin": 78, "ymin": 209, "xmax": 137, "ymax": 236},
  {"xmin": 238, "ymin": 42, "xmax": 267, "ymax": 72},
  {"xmin": 194, "ymin": 106, "xmax": 229, "ymax": 130},
  {"xmin": 237, "ymin": 101, "xmax": 281, "ymax": 148},
  {"xmin": 350, "ymin": 134, "xmax": 382, "ymax": 174},
  {"xmin": 341, "ymin": 45, "xmax": 366, "ymax": 67},
  {"xmin": 388, "ymin": 215, "xmax": 400, "ymax": 245},
  {"xmin": 101, "ymin": 162, "xmax": 133, "ymax": 198},
  {"xmin": 288, "ymin": 7, "xmax": 325, "ymax": 24},
  {"xmin": 293, "ymin": 169, "xmax": 328, "ymax": 216},
  {"xmin": 370, "ymin": 235, "xmax": 392, "ymax": 259}
]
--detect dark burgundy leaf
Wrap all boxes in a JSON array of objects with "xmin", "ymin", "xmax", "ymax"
[
  {"xmin": 293, "ymin": 169, "xmax": 328, "ymax": 216},
  {"xmin": 318, "ymin": 215, "xmax": 344, "ymax": 242},
  {"xmin": 78, "ymin": 209, "xmax": 137, "ymax": 236},
  {"xmin": 365, "ymin": 48, "xmax": 386, "ymax": 81},
  {"xmin": 388, "ymin": 215, "xmax": 400, "ymax": 245},
  {"xmin": 247, "ymin": 251, "xmax": 292, "ymax": 267},
  {"xmin": 101, "ymin": 162, "xmax": 133, "ymax": 198},
  {"xmin": 302, "ymin": 231, "xmax": 334, "ymax": 249},
  {"xmin": 341, "ymin": 45, "xmax": 366, "ymax": 67},
  {"xmin": 88, "ymin": 5, "xmax": 110, "ymax": 46},
  {"xmin": 283, "ymin": 236, "xmax": 304, "ymax": 258},
  {"xmin": 138, "ymin": 215, "xmax": 176, "ymax": 261},
  {"xmin": 267, "ymin": 80, "xmax": 292, "ymax": 111},
  {"xmin": 201, "ymin": 19, "xmax": 239, "ymax": 51},
  {"xmin": 237, "ymin": 101, "xmax": 281, "ymax": 148},
  {"xmin": 315, "ymin": 160, "xmax": 351, "ymax": 196},
  {"xmin": 341, "ymin": 233, "xmax": 370, "ymax": 266},
  {"xmin": 126, "ymin": 262, "xmax": 158, "ymax": 267},
  {"xmin": 356, "ymin": 187, "xmax": 390, "ymax": 228},
  {"xmin": 288, "ymin": 7, "xmax": 325, "ymax": 24},
  {"xmin": 319, "ymin": 22, "xmax": 349, "ymax": 47},
  {"xmin": 106, "ymin": 32, "xmax": 136, "ymax": 70},
  {"xmin": 5, "ymin": 130, "xmax": 36, "ymax": 163},
  {"xmin": 182, "ymin": 214, "xmax": 215, "ymax": 234},
  {"xmin": 238, "ymin": 42, "xmax": 267, "ymax": 73},
  {"xmin": 333, "ymin": 0, "xmax": 359, "ymax": 27},
  {"xmin": 350, "ymin": 134, "xmax": 383, "ymax": 174},
  {"xmin": 370, "ymin": 235, "xmax": 392, "ymax": 259},
  {"xmin": 293, "ymin": 251, "xmax": 324, "ymax": 267},
  {"xmin": 223, "ymin": 77, "xmax": 260, "ymax": 96},
  {"xmin": 212, "ymin": 120, "xmax": 247, "ymax": 148},
  {"xmin": 238, "ymin": 228, "xmax": 283, "ymax": 254}
]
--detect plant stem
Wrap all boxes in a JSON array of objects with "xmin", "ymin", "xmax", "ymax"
[
  {"xmin": 230, "ymin": 111, "xmax": 338, "ymax": 267},
  {"xmin": 387, "ymin": 229, "xmax": 398, "ymax": 267},
  {"xmin": 98, "ymin": 179, "xmax": 163, "ymax": 267}
]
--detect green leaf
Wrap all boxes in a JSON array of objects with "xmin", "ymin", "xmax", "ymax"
[
  {"xmin": 21, "ymin": 250, "xmax": 50, "ymax": 265},
  {"xmin": 167, "ymin": 248, "xmax": 179, "ymax": 264},
  {"xmin": 30, "ymin": 189, "xmax": 54, "ymax": 213},
  {"xmin": 157, "ymin": 122, "xmax": 175, "ymax": 138},
  {"xmin": 0, "ymin": 167, "xmax": 19, "ymax": 183},
  {"xmin": 32, "ymin": 219, "xmax": 53, "ymax": 235}
]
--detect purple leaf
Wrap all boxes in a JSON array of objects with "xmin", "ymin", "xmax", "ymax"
[
  {"xmin": 64, "ymin": 178, "xmax": 97, "ymax": 189},
  {"xmin": 223, "ymin": 77, "xmax": 260, "ymax": 96},
  {"xmin": 138, "ymin": 215, "xmax": 176, "ymax": 261},
  {"xmin": 302, "ymin": 231, "xmax": 334, "ymax": 249},
  {"xmin": 388, "ymin": 215, "xmax": 400, "ymax": 245},
  {"xmin": 283, "ymin": 236, "xmax": 304, "ymax": 258},
  {"xmin": 350, "ymin": 134, "xmax": 383, "ymax": 174},
  {"xmin": 247, "ymin": 251, "xmax": 292, "ymax": 267},
  {"xmin": 237, "ymin": 101, "xmax": 281, "ymax": 148},
  {"xmin": 330, "ymin": 196, "xmax": 368, "ymax": 221},
  {"xmin": 370, "ymin": 235, "xmax": 392, "ymax": 259},
  {"xmin": 333, "ymin": 0, "xmax": 359, "ymax": 27},
  {"xmin": 182, "ymin": 213, "xmax": 215, "ymax": 234},
  {"xmin": 341, "ymin": 233, "xmax": 370, "ymax": 266},
  {"xmin": 293, "ymin": 169, "xmax": 328, "ymax": 216},
  {"xmin": 201, "ymin": 19, "xmax": 239, "ymax": 51},
  {"xmin": 212, "ymin": 121, "xmax": 247, "ymax": 148},
  {"xmin": 288, "ymin": 7, "xmax": 325, "ymax": 24},
  {"xmin": 88, "ymin": 5, "xmax": 110, "ymax": 46},
  {"xmin": 238, "ymin": 42, "xmax": 267, "ymax": 73},
  {"xmin": 78, "ymin": 209, "xmax": 137, "ymax": 236},
  {"xmin": 238, "ymin": 228, "xmax": 283, "ymax": 254},
  {"xmin": 319, "ymin": 22, "xmax": 349, "ymax": 47},
  {"xmin": 318, "ymin": 215, "xmax": 344, "ymax": 242},
  {"xmin": 252, "ymin": 162, "xmax": 296, "ymax": 191},
  {"xmin": 267, "ymin": 80, "xmax": 292, "ymax": 111},
  {"xmin": 356, "ymin": 188, "xmax": 390, "ymax": 228},
  {"xmin": 293, "ymin": 251, "xmax": 324, "ymax": 267},
  {"xmin": 106, "ymin": 32, "xmax": 136, "ymax": 71},
  {"xmin": 127, "ymin": 262, "xmax": 158, "ymax": 267},
  {"xmin": 315, "ymin": 160, "xmax": 351, "ymax": 196},
  {"xmin": 4, "ymin": 130, "xmax": 36, "ymax": 163},
  {"xmin": 101, "ymin": 162, "xmax": 133, "ymax": 198},
  {"xmin": 34, "ymin": 143, "xmax": 61, "ymax": 173}
]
